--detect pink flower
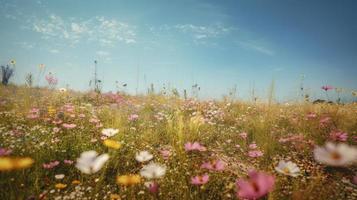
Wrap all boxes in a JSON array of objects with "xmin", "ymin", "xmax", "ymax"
[
  {"xmin": 184, "ymin": 142, "xmax": 207, "ymax": 152},
  {"xmin": 239, "ymin": 132, "xmax": 248, "ymax": 139},
  {"xmin": 200, "ymin": 160, "xmax": 226, "ymax": 171},
  {"xmin": 249, "ymin": 143, "xmax": 258, "ymax": 149},
  {"xmin": 248, "ymin": 150, "xmax": 264, "ymax": 158},
  {"xmin": 329, "ymin": 131, "xmax": 348, "ymax": 142},
  {"xmin": 353, "ymin": 176, "xmax": 357, "ymax": 185},
  {"xmin": 43, "ymin": 161, "xmax": 60, "ymax": 169},
  {"xmin": 62, "ymin": 123, "xmax": 77, "ymax": 129},
  {"xmin": 160, "ymin": 149, "xmax": 171, "ymax": 160},
  {"xmin": 321, "ymin": 85, "xmax": 334, "ymax": 91},
  {"xmin": 0, "ymin": 148, "xmax": 12, "ymax": 156},
  {"xmin": 191, "ymin": 174, "xmax": 209, "ymax": 185},
  {"xmin": 145, "ymin": 181, "xmax": 159, "ymax": 194},
  {"xmin": 64, "ymin": 159, "xmax": 74, "ymax": 165},
  {"xmin": 45, "ymin": 73, "xmax": 58, "ymax": 85},
  {"xmin": 128, "ymin": 114, "xmax": 139, "ymax": 121},
  {"xmin": 236, "ymin": 170, "xmax": 275, "ymax": 199}
]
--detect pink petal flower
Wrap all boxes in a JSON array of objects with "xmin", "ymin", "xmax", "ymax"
[
  {"xmin": 248, "ymin": 150, "xmax": 264, "ymax": 158},
  {"xmin": 191, "ymin": 174, "xmax": 209, "ymax": 185},
  {"xmin": 184, "ymin": 142, "xmax": 207, "ymax": 152},
  {"xmin": 236, "ymin": 170, "xmax": 275, "ymax": 199}
]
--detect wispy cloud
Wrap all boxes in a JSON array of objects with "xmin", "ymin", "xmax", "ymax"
[
  {"xmin": 149, "ymin": 23, "xmax": 234, "ymax": 45},
  {"xmin": 236, "ymin": 40, "xmax": 275, "ymax": 56},
  {"xmin": 32, "ymin": 14, "xmax": 136, "ymax": 47}
]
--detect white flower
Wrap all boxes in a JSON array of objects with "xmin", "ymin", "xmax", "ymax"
[
  {"xmin": 135, "ymin": 151, "xmax": 153, "ymax": 162},
  {"xmin": 275, "ymin": 160, "xmax": 300, "ymax": 177},
  {"xmin": 55, "ymin": 174, "xmax": 65, "ymax": 179},
  {"xmin": 75, "ymin": 151, "xmax": 109, "ymax": 174},
  {"xmin": 101, "ymin": 128, "xmax": 119, "ymax": 137},
  {"xmin": 314, "ymin": 142, "xmax": 357, "ymax": 166},
  {"xmin": 140, "ymin": 162, "xmax": 166, "ymax": 179},
  {"xmin": 59, "ymin": 88, "xmax": 67, "ymax": 93}
]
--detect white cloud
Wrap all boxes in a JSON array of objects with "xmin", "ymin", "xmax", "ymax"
[
  {"xmin": 32, "ymin": 14, "xmax": 136, "ymax": 47},
  {"xmin": 96, "ymin": 51, "xmax": 110, "ymax": 56},
  {"xmin": 49, "ymin": 49, "xmax": 59, "ymax": 54}
]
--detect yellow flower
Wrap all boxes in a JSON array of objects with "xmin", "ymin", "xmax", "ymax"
[
  {"xmin": 72, "ymin": 180, "xmax": 81, "ymax": 185},
  {"xmin": 116, "ymin": 174, "xmax": 141, "ymax": 186},
  {"xmin": 10, "ymin": 60, "xmax": 16, "ymax": 65},
  {"xmin": 55, "ymin": 183, "xmax": 67, "ymax": 189},
  {"xmin": 48, "ymin": 106, "xmax": 56, "ymax": 116},
  {"xmin": 0, "ymin": 157, "xmax": 34, "ymax": 171},
  {"xmin": 110, "ymin": 194, "xmax": 121, "ymax": 200},
  {"xmin": 103, "ymin": 139, "xmax": 121, "ymax": 149}
]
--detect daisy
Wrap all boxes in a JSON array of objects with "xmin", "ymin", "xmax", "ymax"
[
  {"xmin": 314, "ymin": 142, "xmax": 357, "ymax": 166},
  {"xmin": 140, "ymin": 162, "xmax": 166, "ymax": 179},
  {"xmin": 275, "ymin": 160, "xmax": 300, "ymax": 177},
  {"xmin": 55, "ymin": 174, "xmax": 65, "ymax": 180},
  {"xmin": 135, "ymin": 151, "xmax": 153, "ymax": 162},
  {"xmin": 101, "ymin": 128, "xmax": 119, "ymax": 137},
  {"xmin": 75, "ymin": 151, "xmax": 109, "ymax": 174}
]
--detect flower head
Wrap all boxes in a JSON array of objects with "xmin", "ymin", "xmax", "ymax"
[
  {"xmin": 135, "ymin": 151, "xmax": 153, "ymax": 162},
  {"xmin": 275, "ymin": 160, "xmax": 300, "ymax": 177},
  {"xmin": 140, "ymin": 162, "xmax": 166, "ymax": 179},
  {"xmin": 314, "ymin": 142, "xmax": 357, "ymax": 166},
  {"xmin": 0, "ymin": 157, "xmax": 34, "ymax": 171},
  {"xmin": 55, "ymin": 183, "xmax": 67, "ymax": 189},
  {"xmin": 248, "ymin": 150, "xmax": 264, "ymax": 158},
  {"xmin": 236, "ymin": 170, "xmax": 275, "ymax": 199},
  {"xmin": 103, "ymin": 139, "xmax": 121, "ymax": 149},
  {"xmin": 200, "ymin": 160, "xmax": 226, "ymax": 171},
  {"xmin": 191, "ymin": 174, "xmax": 209, "ymax": 185},
  {"xmin": 184, "ymin": 142, "xmax": 206, "ymax": 152},
  {"xmin": 116, "ymin": 174, "xmax": 141, "ymax": 186},
  {"xmin": 329, "ymin": 131, "xmax": 348, "ymax": 142},
  {"xmin": 321, "ymin": 85, "xmax": 334, "ymax": 91},
  {"xmin": 101, "ymin": 128, "xmax": 119, "ymax": 137},
  {"xmin": 75, "ymin": 151, "xmax": 109, "ymax": 174}
]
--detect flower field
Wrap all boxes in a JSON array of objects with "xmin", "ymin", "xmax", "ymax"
[{"xmin": 0, "ymin": 85, "xmax": 357, "ymax": 199}]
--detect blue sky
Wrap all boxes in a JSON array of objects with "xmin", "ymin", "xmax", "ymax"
[{"xmin": 0, "ymin": 0, "xmax": 356, "ymax": 101}]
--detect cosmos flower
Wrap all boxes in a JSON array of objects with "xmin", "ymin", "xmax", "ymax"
[
  {"xmin": 0, "ymin": 157, "xmax": 34, "ymax": 171},
  {"xmin": 236, "ymin": 170, "xmax": 275, "ymax": 199},
  {"xmin": 140, "ymin": 162, "xmax": 166, "ymax": 179},
  {"xmin": 191, "ymin": 174, "xmax": 209, "ymax": 185},
  {"xmin": 0, "ymin": 148, "xmax": 12, "ymax": 156},
  {"xmin": 275, "ymin": 160, "xmax": 300, "ymax": 177},
  {"xmin": 248, "ymin": 150, "xmax": 264, "ymax": 158},
  {"xmin": 249, "ymin": 143, "xmax": 258, "ymax": 149},
  {"xmin": 135, "ymin": 151, "xmax": 153, "ymax": 162},
  {"xmin": 144, "ymin": 181, "xmax": 159, "ymax": 193},
  {"xmin": 75, "ymin": 151, "xmax": 109, "ymax": 174},
  {"xmin": 160, "ymin": 149, "xmax": 171, "ymax": 160},
  {"xmin": 200, "ymin": 160, "xmax": 226, "ymax": 171},
  {"xmin": 329, "ymin": 131, "xmax": 348, "ymax": 142},
  {"xmin": 239, "ymin": 132, "xmax": 248, "ymax": 139},
  {"xmin": 62, "ymin": 123, "xmax": 77, "ymax": 129},
  {"xmin": 116, "ymin": 174, "xmax": 141, "ymax": 186},
  {"xmin": 128, "ymin": 114, "xmax": 139, "ymax": 121},
  {"xmin": 103, "ymin": 139, "xmax": 121, "ymax": 149},
  {"xmin": 321, "ymin": 85, "xmax": 334, "ymax": 91},
  {"xmin": 314, "ymin": 142, "xmax": 357, "ymax": 166},
  {"xmin": 43, "ymin": 161, "xmax": 60, "ymax": 169},
  {"xmin": 63, "ymin": 160, "xmax": 73, "ymax": 165},
  {"xmin": 101, "ymin": 128, "xmax": 119, "ymax": 137},
  {"xmin": 184, "ymin": 142, "xmax": 207, "ymax": 152}
]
